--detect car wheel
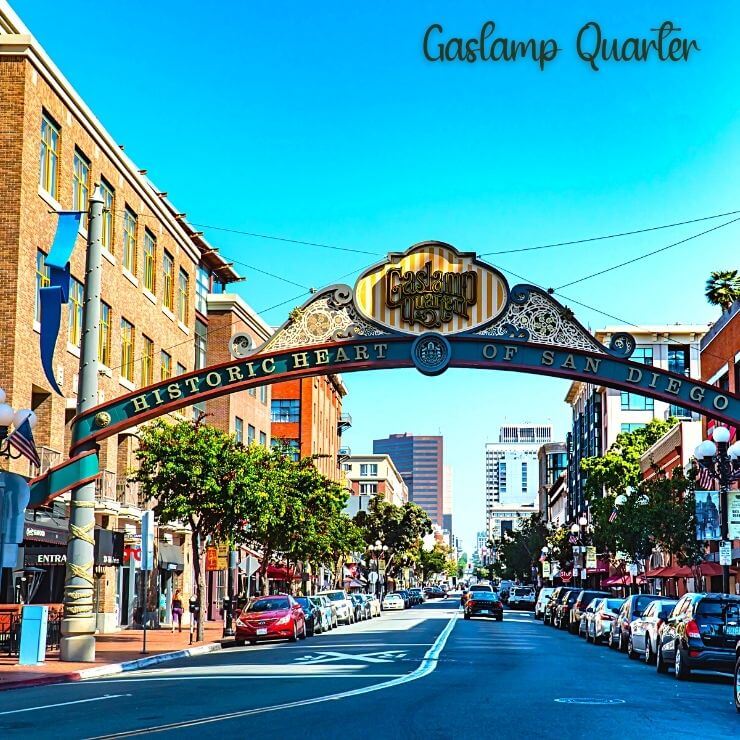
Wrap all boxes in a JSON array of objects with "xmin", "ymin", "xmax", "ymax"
[
  {"xmin": 645, "ymin": 639, "xmax": 655, "ymax": 665},
  {"xmin": 234, "ymin": 638, "xmax": 245, "ymax": 647},
  {"xmin": 496, "ymin": 615, "xmax": 503, "ymax": 622},
  {"xmin": 464, "ymin": 613, "xmax": 471, "ymax": 620},
  {"xmin": 627, "ymin": 636, "xmax": 638, "ymax": 660},
  {"xmin": 734, "ymin": 655, "xmax": 740, "ymax": 713},
  {"xmin": 608, "ymin": 631, "xmax": 617, "ymax": 649},
  {"xmin": 674, "ymin": 645, "xmax": 690, "ymax": 680},
  {"xmin": 289, "ymin": 623, "xmax": 298, "ymax": 642},
  {"xmin": 656, "ymin": 643, "xmax": 668, "ymax": 674},
  {"xmin": 619, "ymin": 632, "xmax": 626, "ymax": 653}
]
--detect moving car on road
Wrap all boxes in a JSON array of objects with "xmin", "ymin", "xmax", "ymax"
[
  {"xmin": 610, "ymin": 594, "xmax": 660, "ymax": 652},
  {"xmin": 628, "ymin": 598, "xmax": 678, "ymax": 662},
  {"xmin": 535, "ymin": 587, "xmax": 555, "ymax": 620},
  {"xmin": 464, "ymin": 590, "xmax": 504, "ymax": 621},
  {"xmin": 317, "ymin": 589, "xmax": 355, "ymax": 625},
  {"xmin": 382, "ymin": 593, "xmax": 405, "ymax": 611},
  {"xmin": 588, "ymin": 598, "xmax": 625, "ymax": 644},
  {"xmin": 508, "ymin": 587, "xmax": 535, "ymax": 610},
  {"xmin": 235, "ymin": 594, "xmax": 307, "ymax": 645},
  {"xmin": 656, "ymin": 593, "xmax": 740, "ymax": 679},
  {"xmin": 294, "ymin": 596, "xmax": 322, "ymax": 636}
]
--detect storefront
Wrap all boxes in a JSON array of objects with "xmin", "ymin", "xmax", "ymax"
[
  {"xmin": 15, "ymin": 519, "xmax": 69, "ymax": 604},
  {"xmin": 158, "ymin": 541, "xmax": 185, "ymax": 625},
  {"xmin": 93, "ymin": 528, "xmax": 124, "ymax": 632}
]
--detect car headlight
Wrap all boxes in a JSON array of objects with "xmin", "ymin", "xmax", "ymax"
[{"xmin": 276, "ymin": 615, "xmax": 291, "ymax": 626}]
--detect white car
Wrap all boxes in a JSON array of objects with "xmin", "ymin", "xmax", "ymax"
[
  {"xmin": 509, "ymin": 587, "xmax": 536, "ymax": 610},
  {"xmin": 382, "ymin": 593, "xmax": 405, "ymax": 611},
  {"xmin": 535, "ymin": 588, "xmax": 555, "ymax": 620},
  {"xmin": 365, "ymin": 594, "xmax": 382, "ymax": 617},
  {"xmin": 317, "ymin": 589, "xmax": 355, "ymax": 624}
]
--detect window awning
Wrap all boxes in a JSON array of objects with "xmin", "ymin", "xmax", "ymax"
[{"xmin": 158, "ymin": 543, "xmax": 184, "ymax": 572}]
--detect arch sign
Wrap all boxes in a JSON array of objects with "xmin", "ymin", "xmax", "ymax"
[{"xmin": 30, "ymin": 241, "xmax": 739, "ymax": 505}]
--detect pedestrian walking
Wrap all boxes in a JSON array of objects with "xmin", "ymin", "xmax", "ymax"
[{"xmin": 171, "ymin": 590, "xmax": 184, "ymax": 633}]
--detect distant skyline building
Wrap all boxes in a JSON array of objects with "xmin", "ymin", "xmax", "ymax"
[
  {"xmin": 373, "ymin": 433, "xmax": 444, "ymax": 526},
  {"xmin": 442, "ymin": 465, "xmax": 453, "ymax": 536},
  {"xmin": 485, "ymin": 424, "xmax": 552, "ymax": 534}
]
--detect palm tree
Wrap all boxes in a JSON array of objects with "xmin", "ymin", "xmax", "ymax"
[{"xmin": 705, "ymin": 270, "xmax": 740, "ymax": 312}]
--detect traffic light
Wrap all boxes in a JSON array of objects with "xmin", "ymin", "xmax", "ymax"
[{"xmin": 0, "ymin": 471, "xmax": 31, "ymax": 568}]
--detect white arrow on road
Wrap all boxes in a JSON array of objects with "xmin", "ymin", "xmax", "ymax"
[{"xmin": 294, "ymin": 650, "xmax": 407, "ymax": 665}]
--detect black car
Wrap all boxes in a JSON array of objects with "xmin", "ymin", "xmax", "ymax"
[
  {"xmin": 294, "ymin": 596, "xmax": 321, "ymax": 637},
  {"xmin": 409, "ymin": 588, "xmax": 424, "ymax": 604},
  {"xmin": 555, "ymin": 589, "xmax": 581, "ymax": 631},
  {"xmin": 464, "ymin": 590, "xmax": 504, "ymax": 621},
  {"xmin": 570, "ymin": 590, "xmax": 610, "ymax": 635},
  {"xmin": 424, "ymin": 586, "xmax": 445, "ymax": 599},
  {"xmin": 610, "ymin": 594, "xmax": 660, "ymax": 651},
  {"xmin": 657, "ymin": 592, "xmax": 740, "ymax": 679},
  {"xmin": 543, "ymin": 587, "xmax": 567, "ymax": 625},
  {"xmin": 551, "ymin": 587, "xmax": 578, "ymax": 628}
]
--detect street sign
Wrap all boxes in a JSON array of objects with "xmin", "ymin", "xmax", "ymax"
[
  {"xmin": 140, "ymin": 510, "xmax": 154, "ymax": 572},
  {"xmin": 368, "ymin": 571, "xmax": 379, "ymax": 583},
  {"xmin": 239, "ymin": 554, "xmax": 260, "ymax": 577},
  {"xmin": 728, "ymin": 492, "xmax": 740, "ymax": 540},
  {"xmin": 205, "ymin": 547, "xmax": 218, "ymax": 571},
  {"xmin": 586, "ymin": 546, "xmax": 597, "ymax": 569},
  {"xmin": 719, "ymin": 540, "xmax": 732, "ymax": 566},
  {"xmin": 542, "ymin": 561, "xmax": 551, "ymax": 578}
]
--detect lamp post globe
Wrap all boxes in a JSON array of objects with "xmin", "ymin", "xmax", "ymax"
[
  {"xmin": 13, "ymin": 409, "xmax": 37, "ymax": 429},
  {"xmin": 578, "ymin": 515, "xmax": 588, "ymax": 527},
  {"xmin": 711, "ymin": 425, "xmax": 731, "ymax": 445},
  {"xmin": 0, "ymin": 403, "xmax": 14, "ymax": 427}
]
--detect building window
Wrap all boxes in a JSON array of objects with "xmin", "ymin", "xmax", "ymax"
[
  {"xmin": 667, "ymin": 347, "xmax": 689, "ymax": 377},
  {"xmin": 271, "ymin": 399, "xmax": 300, "ymax": 422},
  {"xmin": 360, "ymin": 463, "xmax": 378, "ymax": 477},
  {"xmin": 68, "ymin": 277, "xmax": 84, "ymax": 347},
  {"xmin": 193, "ymin": 401, "xmax": 206, "ymax": 421},
  {"xmin": 163, "ymin": 251, "xmax": 175, "ymax": 311},
  {"xmin": 143, "ymin": 230, "xmax": 156, "ymax": 293},
  {"xmin": 177, "ymin": 268, "xmax": 189, "ymax": 323},
  {"xmin": 141, "ymin": 335, "xmax": 154, "ymax": 386},
  {"xmin": 100, "ymin": 179, "xmax": 115, "ymax": 253},
  {"xmin": 248, "ymin": 424, "xmax": 255, "ymax": 444},
  {"xmin": 360, "ymin": 483, "xmax": 378, "ymax": 495},
  {"xmin": 620, "ymin": 423, "xmax": 646, "ymax": 434},
  {"xmin": 631, "ymin": 348, "xmax": 654, "ymax": 365},
  {"xmin": 161, "ymin": 350, "xmax": 172, "ymax": 380},
  {"xmin": 72, "ymin": 150, "xmax": 90, "ymax": 228},
  {"xmin": 521, "ymin": 461, "xmax": 528, "ymax": 492},
  {"xmin": 498, "ymin": 462, "xmax": 507, "ymax": 494},
  {"xmin": 35, "ymin": 250, "xmax": 50, "ymax": 322},
  {"xmin": 259, "ymin": 385, "xmax": 268, "ymax": 405},
  {"xmin": 195, "ymin": 265, "xmax": 210, "ymax": 314},
  {"xmin": 120, "ymin": 319, "xmax": 135, "ymax": 382},
  {"xmin": 176, "ymin": 362, "xmax": 186, "ymax": 376},
  {"xmin": 194, "ymin": 319, "xmax": 207, "ymax": 370},
  {"xmin": 668, "ymin": 404, "xmax": 692, "ymax": 419},
  {"xmin": 122, "ymin": 208, "xmax": 137, "ymax": 274},
  {"xmin": 234, "ymin": 417, "xmax": 243, "ymax": 443},
  {"xmin": 39, "ymin": 113, "xmax": 60, "ymax": 196},
  {"xmin": 99, "ymin": 301, "xmax": 112, "ymax": 366},
  {"xmin": 272, "ymin": 438, "xmax": 300, "ymax": 461},
  {"xmin": 248, "ymin": 387, "xmax": 257, "ymax": 397},
  {"xmin": 620, "ymin": 392, "xmax": 654, "ymax": 411},
  {"xmin": 259, "ymin": 431, "xmax": 267, "ymax": 447}
]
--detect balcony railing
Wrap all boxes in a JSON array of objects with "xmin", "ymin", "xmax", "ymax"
[
  {"xmin": 28, "ymin": 446, "xmax": 61, "ymax": 478},
  {"xmin": 337, "ymin": 413, "xmax": 352, "ymax": 433},
  {"xmin": 95, "ymin": 469, "xmax": 117, "ymax": 502},
  {"xmin": 116, "ymin": 477, "xmax": 141, "ymax": 509}
]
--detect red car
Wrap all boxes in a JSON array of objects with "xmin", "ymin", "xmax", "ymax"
[{"xmin": 234, "ymin": 594, "xmax": 307, "ymax": 645}]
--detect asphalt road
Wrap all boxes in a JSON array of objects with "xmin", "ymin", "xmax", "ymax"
[{"xmin": 0, "ymin": 597, "xmax": 737, "ymax": 739}]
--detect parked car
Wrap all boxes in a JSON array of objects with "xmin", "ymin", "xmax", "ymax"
[
  {"xmin": 309, "ymin": 595, "xmax": 334, "ymax": 632},
  {"xmin": 588, "ymin": 598, "xmax": 625, "ymax": 644},
  {"xmin": 610, "ymin": 594, "xmax": 661, "ymax": 651},
  {"xmin": 628, "ymin": 598, "xmax": 678, "ymax": 662},
  {"xmin": 382, "ymin": 593, "xmax": 405, "ymax": 610},
  {"xmin": 509, "ymin": 587, "xmax": 535, "ymax": 611},
  {"xmin": 315, "ymin": 594, "xmax": 338, "ymax": 629},
  {"xmin": 543, "ymin": 587, "xmax": 566, "ymax": 625},
  {"xmin": 464, "ymin": 590, "xmax": 504, "ymax": 621},
  {"xmin": 395, "ymin": 590, "xmax": 412, "ymax": 608},
  {"xmin": 656, "ymin": 593, "xmax": 740, "ymax": 680},
  {"xmin": 350, "ymin": 593, "xmax": 371, "ymax": 621},
  {"xmin": 363, "ymin": 593, "xmax": 381, "ymax": 618},
  {"xmin": 234, "ymin": 594, "xmax": 307, "ymax": 645},
  {"xmin": 535, "ymin": 587, "xmax": 555, "ymax": 620},
  {"xmin": 570, "ymin": 590, "xmax": 610, "ymax": 635},
  {"xmin": 316, "ymin": 589, "xmax": 355, "ymax": 625},
  {"xmin": 409, "ymin": 588, "xmax": 424, "ymax": 604},
  {"xmin": 579, "ymin": 597, "xmax": 604, "ymax": 638},
  {"xmin": 734, "ymin": 639, "xmax": 740, "ymax": 712},
  {"xmin": 552, "ymin": 588, "xmax": 578, "ymax": 629},
  {"xmin": 294, "ymin": 596, "xmax": 322, "ymax": 636},
  {"xmin": 555, "ymin": 589, "xmax": 581, "ymax": 630},
  {"xmin": 424, "ymin": 586, "xmax": 446, "ymax": 599}
]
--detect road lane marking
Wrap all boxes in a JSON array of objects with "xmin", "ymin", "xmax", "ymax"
[
  {"xmin": 294, "ymin": 650, "xmax": 407, "ymax": 664},
  {"xmin": 87, "ymin": 613, "xmax": 458, "ymax": 738},
  {"xmin": 0, "ymin": 694, "xmax": 130, "ymax": 716}
]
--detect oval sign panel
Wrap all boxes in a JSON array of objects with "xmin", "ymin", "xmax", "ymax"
[{"xmin": 354, "ymin": 241, "xmax": 509, "ymax": 336}]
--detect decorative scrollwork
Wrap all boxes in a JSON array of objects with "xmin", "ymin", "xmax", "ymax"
[
  {"xmin": 327, "ymin": 286, "xmax": 353, "ymax": 309},
  {"xmin": 608, "ymin": 332, "xmax": 636, "ymax": 359}
]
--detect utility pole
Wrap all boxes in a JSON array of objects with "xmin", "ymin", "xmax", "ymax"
[{"xmin": 60, "ymin": 186, "xmax": 103, "ymax": 662}]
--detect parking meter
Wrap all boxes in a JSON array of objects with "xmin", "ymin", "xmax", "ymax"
[{"xmin": 188, "ymin": 596, "xmax": 200, "ymax": 645}]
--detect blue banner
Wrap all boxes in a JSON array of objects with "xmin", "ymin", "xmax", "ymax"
[{"xmin": 39, "ymin": 211, "xmax": 82, "ymax": 395}]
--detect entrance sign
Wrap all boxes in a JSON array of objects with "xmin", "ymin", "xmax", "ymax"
[{"xmin": 27, "ymin": 241, "xmax": 739, "ymax": 506}]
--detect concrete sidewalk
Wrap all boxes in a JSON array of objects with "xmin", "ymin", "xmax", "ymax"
[{"xmin": 0, "ymin": 621, "xmax": 226, "ymax": 690}]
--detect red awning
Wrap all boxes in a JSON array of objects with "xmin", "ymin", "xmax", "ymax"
[
  {"xmin": 659, "ymin": 565, "xmax": 692, "ymax": 578},
  {"xmin": 266, "ymin": 565, "xmax": 299, "ymax": 580},
  {"xmin": 602, "ymin": 574, "xmax": 646, "ymax": 586},
  {"xmin": 644, "ymin": 566, "xmax": 668, "ymax": 578},
  {"xmin": 699, "ymin": 562, "xmax": 724, "ymax": 577}
]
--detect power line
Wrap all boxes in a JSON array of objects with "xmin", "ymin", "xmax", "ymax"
[
  {"xmin": 554, "ymin": 216, "xmax": 740, "ymax": 291},
  {"xmin": 480, "ymin": 208, "xmax": 740, "ymax": 256}
]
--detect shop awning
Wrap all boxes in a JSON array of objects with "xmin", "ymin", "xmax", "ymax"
[
  {"xmin": 602, "ymin": 574, "xmax": 646, "ymax": 586},
  {"xmin": 644, "ymin": 566, "xmax": 668, "ymax": 578},
  {"xmin": 658, "ymin": 565, "xmax": 692, "ymax": 578},
  {"xmin": 158, "ymin": 543, "xmax": 184, "ymax": 572},
  {"xmin": 267, "ymin": 565, "xmax": 299, "ymax": 581}
]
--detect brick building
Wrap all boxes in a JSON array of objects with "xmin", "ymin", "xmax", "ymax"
[
  {"xmin": 342, "ymin": 453, "xmax": 408, "ymax": 515},
  {"xmin": 0, "ymin": 5, "xmax": 271, "ymax": 630},
  {"xmin": 270, "ymin": 375, "xmax": 349, "ymax": 483}
]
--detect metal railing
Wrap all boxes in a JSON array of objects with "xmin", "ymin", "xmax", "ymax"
[
  {"xmin": 116, "ymin": 477, "xmax": 141, "ymax": 508},
  {"xmin": 0, "ymin": 608, "xmax": 62, "ymax": 657},
  {"xmin": 28, "ymin": 446, "xmax": 61, "ymax": 478},
  {"xmin": 95, "ymin": 469, "xmax": 117, "ymax": 502}
]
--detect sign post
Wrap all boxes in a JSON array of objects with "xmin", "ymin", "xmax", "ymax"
[{"xmin": 140, "ymin": 510, "xmax": 154, "ymax": 654}]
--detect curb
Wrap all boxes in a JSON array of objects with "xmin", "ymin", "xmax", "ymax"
[{"xmin": 0, "ymin": 641, "xmax": 223, "ymax": 692}]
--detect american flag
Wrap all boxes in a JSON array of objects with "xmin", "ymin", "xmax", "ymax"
[
  {"xmin": 608, "ymin": 507, "xmax": 618, "ymax": 524},
  {"xmin": 7, "ymin": 418, "xmax": 40, "ymax": 468},
  {"xmin": 696, "ymin": 463, "xmax": 715, "ymax": 492},
  {"xmin": 568, "ymin": 533, "xmax": 578, "ymax": 544}
]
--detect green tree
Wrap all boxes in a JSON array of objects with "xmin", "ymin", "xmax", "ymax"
[
  {"xmin": 457, "ymin": 552, "xmax": 468, "ymax": 578},
  {"xmin": 705, "ymin": 269, "xmax": 740, "ymax": 312},
  {"xmin": 133, "ymin": 417, "xmax": 252, "ymax": 641},
  {"xmin": 495, "ymin": 514, "xmax": 549, "ymax": 581},
  {"xmin": 416, "ymin": 542, "xmax": 452, "ymax": 582}
]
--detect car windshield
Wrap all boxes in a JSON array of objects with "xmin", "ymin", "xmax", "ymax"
[
  {"xmin": 634, "ymin": 595, "xmax": 656, "ymax": 614},
  {"xmin": 470, "ymin": 592, "xmax": 498, "ymax": 600},
  {"xmin": 658, "ymin": 602, "xmax": 677, "ymax": 617},
  {"xmin": 325, "ymin": 592, "xmax": 346, "ymax": 602},
  {"xmin": 308, "ymin": 598, "xmax": 322, "ymax": 607},
  {"xmin": 247, "ymin": 597, "xmax": 290, "ymax": 612},
  {"xmin": 295, "ymin": 598, "xmax": 310, "ymax": 608},
  {"xmin": 385, "ymin": 594, "xmax": 401, "ymax": 600},
  {"xmin": 514, "ymin": 588, "xmax": 531, "ymax": 595},
  {"xmin": 606, "ymin": 599, "xmax": 624, "ymax": 610}
]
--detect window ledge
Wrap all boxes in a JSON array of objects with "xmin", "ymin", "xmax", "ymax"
[
  {"xmin": 162, "ymin": 306, "xmax": 175, "ymax": 322},
  {"xmin": 66, "ymin": 341, "xmax": 81, "ymax": 358},
  {"xmin": 122, "ymin": 268, "xmax": 139, "ymax": 287},
  {"xmin": 37, "ymin": 185, "xmax": 63, "ymax": 212},
  {"xmin": 177, "ymin": 321, "xmax": 190, "ymax": 336},
  {"xmin": 99, "ymin": 364, "xmax": 113, "ymax": 378},
  {"xmin": 119, "ymin": 376, "xmax": 136, "ymax": 391},
  {"xmin": 142, "ymin": 287, "xmax": 157, "ymax": 305},
  {"xmin": 101, "ymin": 247, "xmax": 116, "ymax": 266}
]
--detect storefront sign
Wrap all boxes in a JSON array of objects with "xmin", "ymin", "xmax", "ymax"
[
  {"xmin": 24, "ymin": 546, "xmax": 67, "ymax": 566},
  {"xmin": 24, "ymin": 522, "xmax": 67, "ymax": 545},
  {"xmin": 206, "ymin": 547, "xmax": 219, "ymax": 572},
  {"xmin": 94, "ymin": 529, "xmax": 124, "ymax": 567},
  {"xmin": 728, "ymin": 492, "xmax": 740, "ymax": 541},
  {"xmin": 217, "ymin": 543, "xmax": 229, "ymax": 570},
  {"xmin": 542, "ymin": 561, "xmax": 551, "ymax": 578}
]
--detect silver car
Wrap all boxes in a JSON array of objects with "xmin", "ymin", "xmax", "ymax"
[
  {"xmin": 579, "ymin": 597, "xmax": 604, "ymax": 638},
  {"xmin": 317, "ymin": 589, "xmax": 355, "ymax": 624},
  {"xmin": 309, "ymin": 595, "xmax": 334, "ymax": 632},
  {"xmin": 628, "ymin": 598, "xmax": 678, "ymax": 663},
  {"xmin": 588, "ymin": 598, "xmax": 625, "ymax": 644}
]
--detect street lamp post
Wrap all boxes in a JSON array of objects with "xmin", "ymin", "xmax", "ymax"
[
  {"xmin": 694, "ymin": 426, "xmax": 740, "ymax": 595},
  {"xmin": 571, "ymin": 515, "xmax": 589, "ymax": 589}
]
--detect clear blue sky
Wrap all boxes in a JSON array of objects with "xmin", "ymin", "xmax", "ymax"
[{"xmin": 13, "ymin": 1, "xmax": 740, "ymax": 552}]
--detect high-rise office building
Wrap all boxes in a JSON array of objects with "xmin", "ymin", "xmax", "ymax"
[
  {"xmin": 373, "ymin": 433, "xmax": 443, "ymax": 526},
  {"xmin": 485, "ymin": 424, "xmax": 552, "ymax": 533},
  {"xmin": 442, "ymin": 465, "xmax": 453, "ymax": 536}
]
